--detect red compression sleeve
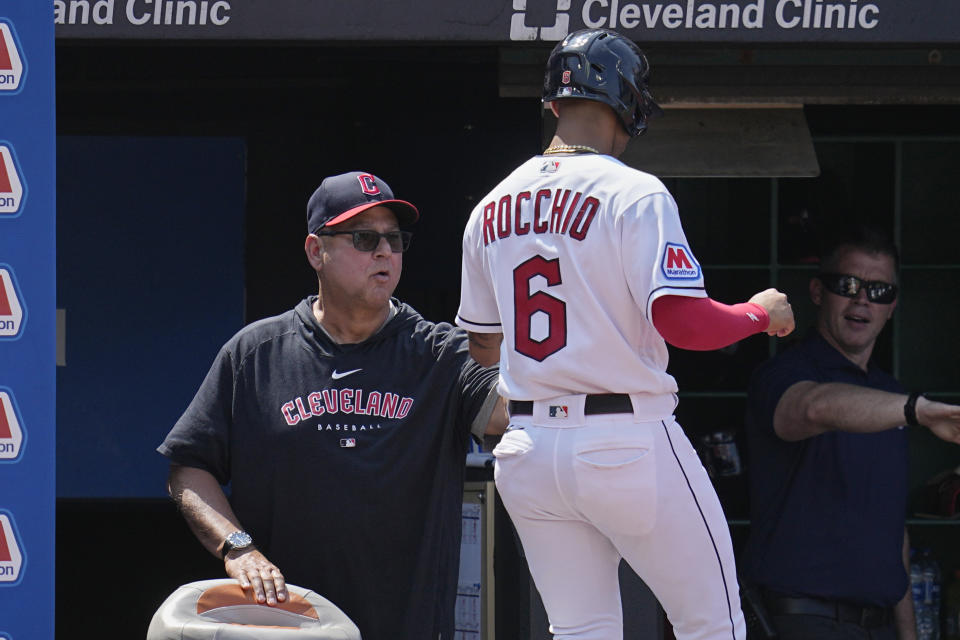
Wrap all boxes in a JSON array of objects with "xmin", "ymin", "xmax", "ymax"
[{"xmin": 651, "ymin": 295, "xmax": 770, "ymax": 351}]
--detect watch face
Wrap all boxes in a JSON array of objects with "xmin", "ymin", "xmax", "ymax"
[{"xmin": 226, "ymin": 531, "xmax": 252, "ymax": 549}]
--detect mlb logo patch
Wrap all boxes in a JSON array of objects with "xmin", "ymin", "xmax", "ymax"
[
  {"xmin": 0, "ymin": 21, "xmax": 25, "ymax": 94},
  {"xmin": 0, "ymin": 266, "xmax": 26, "ymax": 339},
  {"xmin": 0, "ymin": 389, "xmax": 25, "ymax": 462},
  {"xmin": 340, "ymin": 438, "xmax": 357, "ymax": 448},
  {"xmin": 0, "ymin": 143, "xmax": 25, "ymax": 216},
  {"xmin": 0, "ymin": 511, "xmax": 25, "ymax": 585},
  {"xmin": 540, "ymin": 160, "xmax": 561, "ymax": 173},
  {"xmin": 549, "ymin": 405, "xmax": 568, "ymax": 418},
  {"xmin": 661, "ymin": 243, "xmax": 701, "ymax": 280}
]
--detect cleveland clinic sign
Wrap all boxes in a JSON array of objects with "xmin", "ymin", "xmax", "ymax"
[
  {"xmin": 52, "ymin": 0, "xmax": 960, "ymax": 44},
  {"xmin": 578, "ymin": 0, "xmax": 880, "ymax": 32},
  {"xmin": 55, "ymin": 0, "xmax": 232, "ymax": 28}
]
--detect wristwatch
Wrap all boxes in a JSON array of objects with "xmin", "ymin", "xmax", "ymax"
[
  {"xmin": 220, "ymin": 531, "xmax": 253, "ymax": 559},
  {"xmin": 904, "ymin": 391, "xmax": 925, "ymax": 427}
]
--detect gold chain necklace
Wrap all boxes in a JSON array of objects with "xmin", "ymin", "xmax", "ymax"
[{"xmin": 542, "ymin": 144, "xmax": 600, "ymax": 155}]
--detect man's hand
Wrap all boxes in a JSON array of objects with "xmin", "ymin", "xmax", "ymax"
[
  {"xmin": 224, "ymin": 547, "xmax": 288, "ymax": 605},
  {"xmin": 748, "ymin": 288, "xmax": 795, "ymax": 337},
  {"xmin": 917, "ymin": 396, "xmax": 960, "ymax": 445}
]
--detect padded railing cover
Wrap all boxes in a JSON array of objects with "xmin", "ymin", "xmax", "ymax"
[{"xmin": 146, "ymin": 579, "xmax": 361, "ymax": 639}]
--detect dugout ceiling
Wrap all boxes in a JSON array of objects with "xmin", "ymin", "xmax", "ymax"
[
  {"xmin": 518, "ymin": 44, "xmax": 960, "ymax": 176},
  {"xmin": 53, "ymin": 1, "xmax": 960, "ymax": 177}
]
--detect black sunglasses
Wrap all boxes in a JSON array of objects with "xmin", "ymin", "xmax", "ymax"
[
  {"xmin": 315, "ymin": 229, "xmax": 413, "ymax": 253},
  {"xmin": 817, "ymin": 273, "xmax": 898, "ymax": 304}
]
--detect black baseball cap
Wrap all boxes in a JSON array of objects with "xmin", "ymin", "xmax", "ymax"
[{"xmin": 306, "ymin": 171, "xmax": 419, "ymax": 234}]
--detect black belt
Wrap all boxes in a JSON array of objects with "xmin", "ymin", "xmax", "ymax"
[
  {"xmin": 508, "ymin": 394, "xmax": 633, "ymax": 416},
  {"xmin": 762, "ymin": 593, "xmax": 893, "ymax": 629}
]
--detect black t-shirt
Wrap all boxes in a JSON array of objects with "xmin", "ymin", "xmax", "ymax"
[
  {"xmin": 158, "ymin": 297, "xmax": 499, "ymax": 640},
  {"xmin": 742, "ymin": 330, "xmax": 909, "ymax": 607}
]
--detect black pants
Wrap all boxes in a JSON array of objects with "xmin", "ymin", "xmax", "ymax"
[
  {"xmin": 751, "ymin": 589, "xmax": 897, "ymax": 640},
  {"xmin": 770, "ymin": 613, "xmax": 897, "ymax": 640}
]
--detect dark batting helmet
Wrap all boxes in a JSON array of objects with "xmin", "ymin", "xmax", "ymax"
[{"xmin": 543, "ymin": 29, "xmax": 663, "ymax": 137}]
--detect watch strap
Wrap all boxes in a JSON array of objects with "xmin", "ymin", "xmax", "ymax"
[
  {"xmin": 904, "ymin": 391, "xmax": 924, "ymax": 427},
  {"xmin": 220, "ymin": 531, "xmax": 253, "ymax": 559}
]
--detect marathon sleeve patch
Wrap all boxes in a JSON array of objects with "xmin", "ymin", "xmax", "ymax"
[{"xmin": 660, "ymin": 242, "xmax": 701, "ymax": 280}]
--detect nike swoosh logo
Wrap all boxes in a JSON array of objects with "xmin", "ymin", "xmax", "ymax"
[{"xmin": 331, "ymin": 368, "xmax": 362, "ymax": 380}]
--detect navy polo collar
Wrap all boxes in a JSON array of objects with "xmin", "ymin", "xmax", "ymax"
[{"xmin": 803, "ymin": 328, "xmax": 877, "ymax": 379}]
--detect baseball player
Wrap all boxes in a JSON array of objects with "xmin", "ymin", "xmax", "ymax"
[{"xmin": 456, "ymin": 29, "xmax": 795, "ymax": 640}]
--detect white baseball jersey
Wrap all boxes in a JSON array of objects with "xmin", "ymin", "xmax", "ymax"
[{"xmin": 456, "ymin": 153, "xmax": 707, "ymax": 400}]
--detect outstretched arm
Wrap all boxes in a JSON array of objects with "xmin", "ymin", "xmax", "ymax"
[
  {"xmin": 168, "ymin": 464, "xmax": 287, "ymax": 605},
  {"xmin": 774, "ymin": 382, "xmax": 960, "ymax": 444},
  {"xmin": 651, "ymin": 289, "xmax": 794, "ymax": 351}
]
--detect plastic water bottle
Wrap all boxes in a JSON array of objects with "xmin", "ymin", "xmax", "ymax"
[
  {"xmin": 914, "ymin": 551, "xmax": 932, "ymax": 640},
  {"xmin": 914, "ymin": 549, "xmax": 943, "ymax": 640},
  {"xmin": 925, "ymin": 549, "xmax": 943, "ymax": 640}
]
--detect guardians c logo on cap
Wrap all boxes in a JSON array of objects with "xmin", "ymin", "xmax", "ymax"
[{"xmin": 307, "ymin": 171, "xmax": 419, "ymax": 233}]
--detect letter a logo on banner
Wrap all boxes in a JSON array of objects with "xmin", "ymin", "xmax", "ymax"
[
  {"xmin": 0, "ymin": 144, "xmax": 25, "ymax": 216},
  {"xmin": 0, "ymin": 266, "xmax": 25, "ymax": 339},
  {"xmin": 0, "ymin": 389, "xmax": 25, "ymax": 462},
  {"xmin": 0, "ymin": 21, "xmax": 25, "ymax": 94},
  {"xmin": 0, "ymin": 511, "xmax": 25, "ymax": 585}
]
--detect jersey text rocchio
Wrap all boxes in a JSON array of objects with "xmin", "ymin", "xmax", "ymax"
[{"xmin": 482, "ymin": 189, "xmax": 601, "ymax": 246}]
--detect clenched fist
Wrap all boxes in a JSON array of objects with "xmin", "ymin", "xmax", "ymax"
[{"xmin": 749, "ymin": 288, "xmax": 795, "ymax": 338}]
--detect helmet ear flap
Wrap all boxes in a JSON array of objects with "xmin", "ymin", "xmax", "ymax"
[
  {"xmin": 640, "ymin": 86, "xmax": 663, "ymax": 116},
  {"xmin": 630, "ymin": 85, "xmax": 664, "ymax": 135}
]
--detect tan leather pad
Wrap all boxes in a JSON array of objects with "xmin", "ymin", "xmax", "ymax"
[{"xmin": 197, "ymin": 583, "xmax": 319, "ymax": 620}]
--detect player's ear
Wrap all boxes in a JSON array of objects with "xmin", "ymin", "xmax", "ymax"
[
  {"xmin": 305, "ymin": 233, "xmax": 324, "ymax": 271},
  {"xmin": 809, "ymin": 276, "xmax": 822, "ymax": 306},
  {"xmin": 549, "ymin": 102, "xmax": 560, "ymax": 119}
]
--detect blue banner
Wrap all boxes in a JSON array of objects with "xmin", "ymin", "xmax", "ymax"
[{"xmin": 0, "ymin": 4, "xmax": 56, "ymax": 640}]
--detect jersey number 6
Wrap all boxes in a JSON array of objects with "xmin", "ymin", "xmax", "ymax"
[{"xmin": 513, "ymin": 255, "xmax": 567, "ymax": 361}]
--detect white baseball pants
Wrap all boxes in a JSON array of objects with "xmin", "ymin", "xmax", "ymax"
[{"xmin": 492, "ymin": 393, "xmax": 746, "ymax": 640}]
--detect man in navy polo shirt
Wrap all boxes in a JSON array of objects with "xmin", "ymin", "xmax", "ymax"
[{"xmin": 743, "ymin": 225, "xmax": 960, "ymax": 639}]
